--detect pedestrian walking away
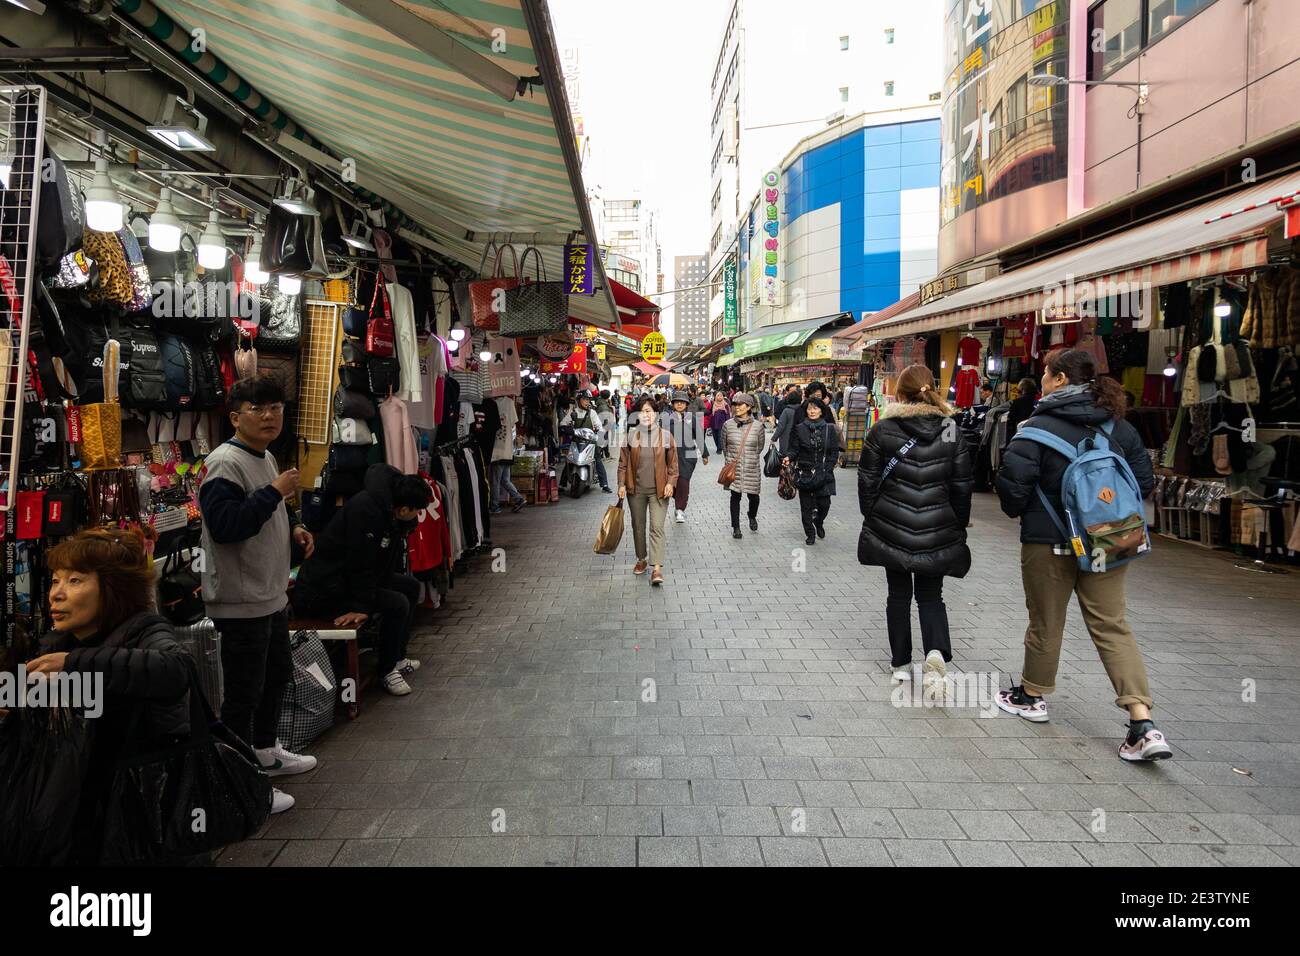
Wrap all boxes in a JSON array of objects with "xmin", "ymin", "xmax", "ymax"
[
  {"xmin": 994, "ymin": 347, "xmax": 1171, "ymax": 762},
  {"xmin": 722, "ymin": 393, "xmax": 768, "ymax": 538},
  {"xmin": 858, "ymin": 365, "xmax": 973, "ymax": 700},
  {"xmin": 617, "ymin": 396, "xmax": 678, "ymax": 586},
  {"xmin": 661, "ymin": 390, "xmax": 709, "ymax": 523},
  {"xmin": 784, "ymin": 397, "xmax": 840, "ymax": 545},
  {"xmin": 709, "ymin": 393, "xmax": 730, "ymax": 456}
]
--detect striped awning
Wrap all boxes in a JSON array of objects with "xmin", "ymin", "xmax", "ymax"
[
  {"xmin": 123, "ymin": 0, "xmax": 619, "ymax": 327},
  {"xmin": 869, "ymin": 172, "xmax": 1297, "ymax": 340}
]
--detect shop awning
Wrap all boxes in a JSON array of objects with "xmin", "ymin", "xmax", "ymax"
[
  {"xmin": 869, "ymin": 172, "xmax": 1298, "ymax": 340},
  {"xmin": 634, "ymin": 361, "xmax": 668, "ymax": 377},
  {"xmin": 835, "ymin": 292, "xmax": 921, "ymax": 347},
  {"xmin": 715, "ymin": 316, "xmax": 849, "ymax": 367},
  {"xmin": 126, "ymin": 0, "xmax": 621, "ymax": 328}
]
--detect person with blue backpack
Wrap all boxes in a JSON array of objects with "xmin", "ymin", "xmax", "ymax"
[{"xmin": 995, "ymin": 348, "xmax": 1172, "ymax": 761}]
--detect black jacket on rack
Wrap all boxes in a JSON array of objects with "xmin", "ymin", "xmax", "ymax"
[{"xmin": 857, "ymin": 403, "xmax": 973, "ymax": 577}]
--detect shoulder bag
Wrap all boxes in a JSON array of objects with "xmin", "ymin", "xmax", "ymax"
[
  {"xmin": 468, "ymin": 243, "xmax": 519, "ymax": 330},
  {"xmin": 500, "ymin": 246, "xmax": 568, "ymax": 337},
  {"xmin": 365, "ymin": 275, "xmax": 395, "ymax": 356},
  {"xmin": 718, "ymin": 421, "xmax": 755, "ymax": 486}
]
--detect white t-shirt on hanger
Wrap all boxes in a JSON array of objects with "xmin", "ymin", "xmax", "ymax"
[{"xmin": 387, "ymin": 282, "xmax": 422, "ymax": 405}]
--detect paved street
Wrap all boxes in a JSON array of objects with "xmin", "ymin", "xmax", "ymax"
[{"xmin": 221, "ymin": 451, "xmax": 1300, "ymax": 867}]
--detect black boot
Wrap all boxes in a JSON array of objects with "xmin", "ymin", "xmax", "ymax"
[
  {"xmin": 732, "ymin": 527, "xmax": 743, "ymax": 539},
  {"xmin": 805, "ymin": 533, "xmax": 816, "ymax": 546},
  {"xmin": 749, "ymin": 517, "xmax": 758, "ymax": 532}
]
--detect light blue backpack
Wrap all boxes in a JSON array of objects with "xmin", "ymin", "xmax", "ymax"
[{"xmin": 1013, "ymin": 420, "xmax": 1151, "ymax": 572}]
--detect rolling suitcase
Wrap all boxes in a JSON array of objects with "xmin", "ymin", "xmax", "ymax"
[{"xmin": 173, "ymin": 617, "xmax": 224, "ymax": 714}]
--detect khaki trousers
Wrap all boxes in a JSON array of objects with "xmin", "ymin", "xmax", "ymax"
[
  {"xmin": 1020, "ymin": 543, "xmax": 1153, "ymax": 710},
  {"xmin": 628, "ymin": 493, "xmax": 668, "ymax": 566}
]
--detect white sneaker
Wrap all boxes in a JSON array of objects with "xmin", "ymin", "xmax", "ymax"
[
  {"xmin": 383, "ymin": 669, "xmax": 412, "ymax": 696},
  {"xmin": 922, "ymin": 650, "xmax": 948, "ymax": 703},
  {"xmin": 675, "ymin": 510, "xmax": 686, "ymax": 523},
  {"xmin": 891, "ymin": 665, "xmax": 912, "ymax": 683},
  {"xmin": 255, "ymin": 741, "xmax": 318, "ymax": 777},
  {"xmin": 397, "ymin": 658, "xmax": 421, "ymax": 673},
  {"xmin": 270, "ymin": 787, "xmax": 295, "ymax": 814}
]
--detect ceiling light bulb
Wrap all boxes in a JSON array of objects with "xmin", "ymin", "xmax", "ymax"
[
  {"xmin": 245, "ymin": 236, "xmax": 268, "ymax": 284},
  {"xmin": 446, "ymin": 337, "xmax": 460, "ymax": 352},
  {"xmin": 450, "ymin": 328, "xmax": 466, "ymax": 342},
  {"xmin": 1163, "ymin": 362, "xmax": 1177, "ymax": 378},
  {"xmin": 84, "ymin": 155, "xmax": 124, "ymax": 232},
  {"xmin": 479, "ymin": 350, "xmax": 493, "ymax": 362},
  {"xmin": 197, "ymin": 209, "xmax": 226, "ymax": 269},
  {"xmin": 0, "ymin": 154, "xmax": 11, "ymax": 190},
  {"xmin": 278, "ymin": 274, "xmax": 302, "ymax": 295},
  {"xmin": 148, "ymin": 187, "xmax": 182, "ymax": 252},
  {"xmin": 1214, "ymin": 301, "xmax": 1232, "ymax": 317}
]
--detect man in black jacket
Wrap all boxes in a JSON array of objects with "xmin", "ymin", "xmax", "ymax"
[{"xmin": 292, "ymin": 464, "xmax": 432, "ymax": 696}]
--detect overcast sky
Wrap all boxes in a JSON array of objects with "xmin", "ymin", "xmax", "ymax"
[{"xmin": 550, "ymin": 0, "xmax": 730, "ymax": 337}]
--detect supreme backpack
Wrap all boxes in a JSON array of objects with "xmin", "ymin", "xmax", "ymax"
[
  {"xmin": 120, "ymin": 325, "xmax": 168, "ymax": 409},
  {"xmin": 1012, "ymin": 419, "xmax": 1151, "ymax": 573},
  {"xmin": 191, "ymin": 344, "xmax": 226, "ymax": 410},
  {"xmin": 159, "ymin": 332, "xmax": 198, "ymax": 409}
]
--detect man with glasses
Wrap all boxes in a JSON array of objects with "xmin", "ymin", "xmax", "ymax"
[{"xmin": 199, "ymin": 375, "xmax": 317, "ymax": 815}]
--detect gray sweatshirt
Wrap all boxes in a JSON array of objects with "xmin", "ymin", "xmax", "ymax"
[{"xmin": 198, "ymin": 439, "xmax": 292, "ymax": 619}]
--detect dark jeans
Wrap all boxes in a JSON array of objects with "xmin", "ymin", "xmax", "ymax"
[
  {"xmin": 595, "ymin": 454, "xmax": 609, "ymax": 490},
  {"xmin": 296, "ymin": 573, "xmax": 422, "ymax": 677},
  {"xmin": 713, "ymin": 431, "xmax": 725, "ymax": 455},
  {"xmin": 884, "ymin": 569, "xmax": 952, "ymax": 668},
  {"xmin": 729, "ymin": 491, "xmax": 759, "ymax": 528},
  {"xmin": 674, "ymin": 473, "xmax": 691, "ymax": 511},
  {"xmin": 797, "ymin": 489, "xmax": 831, "ymax": 536},
  {"xmin": 214, "ymin": 608, "xmax": 291, "ymax": 750}
]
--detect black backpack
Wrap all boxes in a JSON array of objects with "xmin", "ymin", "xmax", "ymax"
[
  {"xmin": 37, "ymin": 152, "xmax": 84, "ymax": 268},
  {"xmin": 191, "ymin": 344, "xmax": 226, "ymax": 411},
  {"xmin": 60, "ymin": 317, "xmax": 126, "ymax": 404},
  {"xmin": 120, "ymin": 325, "xmax": 168, "ymax": 410},
  {"xmin": 159, "ymin": 332, "xmax": 198, "ymax": 409}
]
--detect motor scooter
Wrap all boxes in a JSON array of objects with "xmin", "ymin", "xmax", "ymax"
[{"xmin": 558, "ymin": 426, "xmax": 599, "ymax": 498}]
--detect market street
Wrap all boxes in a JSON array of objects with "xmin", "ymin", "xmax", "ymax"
[{"xmin": 221, "ymin": 454, "xmax": 1300, "ymax": 867}]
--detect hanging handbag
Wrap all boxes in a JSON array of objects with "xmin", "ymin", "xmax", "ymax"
[
  {"xmin": 257, "ymin": 351, "xmax": 299, "ymax": 402},
  {"xmin": 499, "ymin": 246, "xmax": 568, "ymax": 336},
  {"xmin": 468, "ymin": 243, "xmax": 519, "ymax": 330},
  {"xmin": 328, "ymin": 443, "xmax": 369, "ymax": 472},
  {"xmin": 334, "ymin": 384, "xmax": 376, "ymax": 420},
  {"xmin": 83, "ymin": 228, "xmax": 134, "ymax": 308},
  {"xmin": 341, "ymin": 337, "xmax": 367, "ymax": 365},
  {"xmin": 717, "ymin": 421, "xmax": 755, "ymax": 486},
  {"xmin": 593, "ymin": 499, "xmax": 625, "ymax": 554},
  {"xmin": 78, "ymin": 404, "xmax": 122, "ymax": 472},
  {"xmin": 763, "ymin": 443, "xmax": 783, "ymax": 479},
  {"xmin": 258, "ymin": 287, "xmax": 302, "ymax": 352},
  {"xmin": 0, "ymin": 706, "xmax": 96, "ymax": 866},
  {"xmin": 338, "ymin": 363, "xmax": 370, "ymax": 393},
  {"xmin": 332, "ymin": 417, "xmax": 374, "ymax": 446},
  {"xmin": 365, "ymin": 276, "xmax": 396, "ymax": 356},
  {"xmin": 120, "ymin": 224, "xmax": 154, "ymax": 314},
  {"xmin": 234, "ymin": 333, "xmax": 258, "ymax": 380},
  {"xmin": 367, "ymin": 355, "xmax": 401, "ymax": 398},
  {"xmin": 97, "ymin": 661, "xmax": 271, "ymax": 865},
  {"xmin": 37, "ymin": 150, "xmax": 84, "ymax": 267},
  {"xmin": 778, "ymin": 463, "xmax": 799, "ymax": 500},
  {"xmin": 261, "ymin": 200, "xmax": 314, "ymax": 275},
  {"xmin": 157, "ymin": 548, "xmax": 205, "ymax": 626},
  {"xmin": 453, "ymin": 240, "xmax": 495, "ymax": 325}
]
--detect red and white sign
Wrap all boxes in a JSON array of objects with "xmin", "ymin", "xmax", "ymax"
[{"xmin": 541, "ymin": 341, "xmax": 587, "ymax": 374}]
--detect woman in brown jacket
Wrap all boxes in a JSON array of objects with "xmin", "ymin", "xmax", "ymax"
[{"xmin": 617, "ymin": 396, "xmax": 679, "ymax": 586}]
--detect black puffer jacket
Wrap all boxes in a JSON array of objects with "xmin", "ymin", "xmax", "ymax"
[
  {"xmin": 996, "ymin": 388, "xmax": 1154, "ymax": 544},
  {"xmin": 38, "ymin": 611, "xmax": 192, "ymax": 739},
  {"xmin": 787, "ymin": 418, "xmax": 840, "ymax": 495},
  {"xmin": 857, "ymin": 402, "xmax": 974, "ymax": 576},
  {"xmin": 294, "ymin": 463, "xmax": 416, "ymax": 614}
]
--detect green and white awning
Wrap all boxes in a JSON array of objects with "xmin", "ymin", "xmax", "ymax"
[{"xmin": 714, "ymin": 316, "xmax": 846, "ymax": 367}]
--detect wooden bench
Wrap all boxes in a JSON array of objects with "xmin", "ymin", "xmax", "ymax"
[{"xmin": 287, "ymin": 618, "xmax": 366, "ymax": 720}]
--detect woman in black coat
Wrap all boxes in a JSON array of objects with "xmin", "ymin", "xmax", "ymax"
[
  {"xmin": 858, "ymin": 365, "xmax": 973, "ymax": 694},
  {"xmin": 784, "ymin": 398, "xmax": 840, "ymax": 545}
]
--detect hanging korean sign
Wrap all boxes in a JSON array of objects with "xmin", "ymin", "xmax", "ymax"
[
  {"xmin": 759, "ymin": 169, "xmax": 783, "ymax": 307},
  {"xmin": 537, "ymin": 330, "xmax": 575, "ymax": 360},
  {"xmin": 723, "ymin": 257, "xmax": 738, "ymax": 337},
  {"xmin": 565, "ymin": 243, "xmax": 595, "ymax": 296},
  {"xmin": 640, "ymin": 331, "xmax": 667, "ymax": 363},
  {"xmin": 541, "ymin": 341, "xmax": 587, "ymax": 374}
]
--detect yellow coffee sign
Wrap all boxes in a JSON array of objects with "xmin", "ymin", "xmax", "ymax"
[
  {"xmin": 640, "ymin": 331, "xmax": 667, "ymax": 362},
  {"xmin": 593, "ymin": 343, "xmax": 606, "ymax": 359}
]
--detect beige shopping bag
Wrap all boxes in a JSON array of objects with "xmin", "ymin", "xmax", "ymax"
[{"xmin": 594, "ymin": 500, "xmax": 625, "ymax": 554}]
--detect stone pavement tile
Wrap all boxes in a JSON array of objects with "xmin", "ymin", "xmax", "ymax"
[
  {"xmin": 744, "ymin": 779, "xmax": 802, "ymax": 806},
  {"xmin": 905, "ymin": 782, "xmax": 977, "ymax": 810},
  {"xmin": 916, "ymin": 758, "xmax": 984, "ymax": 783},
  {"xmin": 813, "ymin": 756, "xmax": 873, "ymax": 780},
  {"xmin": 515, "ymin": 836, "xmax": 577, "ymax": 867},
  {"xmin": 834, "ymin": 807, "xmax": 905, "ymax": 839},
  {"xmin": 691, "ymin": 779, "xmax": 749, "ymax": 806},
  {"xmin": 1120, "ymin": 786, "xmax": 1214, "ymax": 813},
  {"xmin": 331, "ymin": 839, "xmax": 401, "ymax": 867},
  {"xmin": 636, "ymin": 780, "xmax": 693, "ymax": 805},
  {"xmin": 663, "ymin": 806, "xmax": 722, "ymax": 836},
  {"xmin": 1182, "ymin": 786, "xmax": 1281, "ymax": 815},
  {"xmin": 863, "ymin": 758, "xmax": 925, "ymax": 781},
  {"xmin": 638, "ymin": 837, "xmax": 700, "ymax": 867},
  {"xmin": 699, "ymin": 837, "xmax": 765, "ymax": 867},
  {"xmin": 662, "ymin": 756, "xmax": 718, "ymax": 779},
  {"xmin": 215, "ymin": 840, "xmax": 283, "ymax": 867},
  {"xmin": 527, "ymin": 781, "xmax": 585, "ymax": 806},
  {"xmin": 1261, "ymin": 845, "xmax": 1300, "ymax": 866},
  {"xmin": 583, "ymin": 780, "xmax": 638, "ymax": 805},
  {"xmin": 947, "ymin": 840, "xmax": 1022, "ymax": 867},
  {"xmin": 1017, "ymin": 784, "xmax": 1096, "ymax": 811},
  {"xmin": 713, "ymin": 755, "xmax": 769, "ymax": 778},
  {"xmin": 575, "ymin": 836, "xmax": 637, "ymax": 867},
  {"xmin": 892, "ymin": 809, "xmax": 967, "ymax": 841},
  {"xmin": 543, "ymin": 806, "xmax": 607, "ymax": 836},
  {"xmin": 822, "ymin": 838, "xmax": 893, "ymax": 867},
  {"xmin": 1069, "ymin": 784, "xmax": 1155, "ymax": 812},
  {"xmin": 1135, "ymin": 812, "xmax": 1224, "ymax": 844},
  {"xmin": 389, "ymin": 838, "xmax": 458, "ymax": 866},
  {"xmin": 1137, "ymin": 843, "xmax": 1225, "ymax": 866},
  {"xmin": 1014, "ymin": 810, "xmax": 1097, "ymax": 842},
  {"xmin": 718, "ymin": 806, "xmax": 783, "ymax": 836},
  {"xmin": 957, "ymin": 783, "xmax": 1036, "ymax": 811},
  {"xmin": 452, "ymin": 837, "xmax": 521, "ymax": 866},
  {"xmin": 468, "ymin": 781, "xmax": 532, "ymax": 807},
  {"xmin": 850, "ymin": 782, "xmax": 921, "ymax": 808},
  {"xmin": 762, "ymin": 756, "xmax": 820, "ymax": 779},
  {"xmin": 275, "ymin": 782, "xmax": 328, "ymax": 810},
  {"xmin": 261, "ymin": 809, "xmax": 337, "ymax": 841},
  {"xmin": 882, "ymin": 839, "xmax": 959, "ymax": 867},
  {"xmin": 1074, "ymin": 842, "xmax": 1158, "ymax": 867},
  {"xmin": 759, "ymin": 837, "xmax": 829, "ymax": 866},
  {"xmin": 1067, "ymin": 810, "xmax": 1157, "ymax": 843},
  {"xmin": 951, "ymin": 810, "xmax": 1032, "ymax": 841},
  {"xmin": 1253, "ymin": 814, "xmax": 1300, "ymax": 844},
  {"xmin": 796, "ymin": 780, "xmax": 861, "ymax": 806},
  {"xmin": 613, "ymin": 756, "xmax": 663, "ymax": 779},
  {"xmin": 1008, "ymin": 842, "xmax": 1089, "ymax": 867},
  {"xmin": 1203, "ymin": 845, "xmax": 1291, "ymax": 866},
  {"xmin": 1190, "ymin": 813, "xmax": 1292, "ymax": 845},
  {"xmin": 605, "ymin": 807, "xmax": 665, "ymax": 836},
  {"xmin": 320, "ymin": 809, "xmax": 391, "ymax": 840},
  {"xmin": 270, "ymin": 839, "xmax": 343, "ymax": 867}
]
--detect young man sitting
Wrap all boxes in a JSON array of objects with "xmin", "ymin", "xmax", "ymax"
[{"xmin": 291, "ymin": 464, "xmax": 432, "ymax": 696}]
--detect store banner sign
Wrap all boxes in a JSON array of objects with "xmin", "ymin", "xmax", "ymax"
[
  {"xmin": 593, "ymin": 342, "xmax": 606, "ymax": 360},
  {"xmin": 565, "ymin": 243, "xmax": 595, "ymax": 296},
  {"xmin": 541, "ymin": 341, "xmax": 587, "ymax": 374},
  {"xmin": 641, "ymin": 331, "xmax": 667, "ymax": 363},
  {"xmin": 723, "ymin": 258, "xmax": 738, "ymax": 337},
  {"xmin": 537, "ymin": 331, "xmax": 575, "ymax": 360},
  {"xmin": 806, "ymin": 338, "xmax": 833, "ymax": 360},
  {"xmin": 760, "ymin": 169, "xmax": 783, "ymax": 307}
]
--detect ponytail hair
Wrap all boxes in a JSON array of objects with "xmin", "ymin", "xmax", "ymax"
[
  {"xmin": 1044, "ymin": 347, "xmax": 1127, "ymax": 420},
  {"xmin": 895, "ymin": 364, "xmax": 952, "ymax": 415}
]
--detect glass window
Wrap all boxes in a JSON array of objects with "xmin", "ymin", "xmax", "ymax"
[
  {"xmin": 1148, "ymin": 0, "xmax": 1217, "ymax": 43},
  {"xmin": 884, "ymin": 81, "xmax": 894, "ymax": 97},
  {"xmin": 884, "ymin": 28, "xmax": 894, "ymax": 44},
  {"xmin": 840, "ymin": 86, "xmax": 850, "ymax": 102},
  {"xmin": 840, "ymin": 35, "xmax": 850, "ymax": 50},
  {"xmin": 1088, "ymin": 0, "xmax": 1143, "ymax": 79}
]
